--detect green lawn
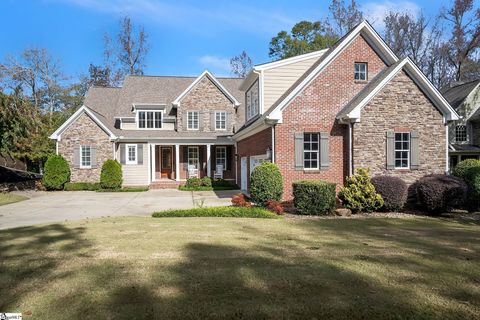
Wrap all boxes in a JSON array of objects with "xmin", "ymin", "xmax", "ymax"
[
  {"xmin": 0, "ymin": 216, "xmax": 479, "ymax": 319},
  {"xmin": 0, "ymin": 193, "xmax": 28, "ymax": 206}
]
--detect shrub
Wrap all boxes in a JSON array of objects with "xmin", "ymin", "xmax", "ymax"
[
  {"xmin": 339, "ymin": 168, "xmax": 383, "ymax": 213},
  {"xmin": 452, "ymin": 159, "xmax": 480, "ymax": 181},
  {"xmin": 186, "ymin": 177, "xmax": 202, "ymax": 188},
  {"xmin": 64, "ymin": 182, "xmax": 100, "ymax": 191},
  {"xmin": 152, "ymin": 206, "xmax": 278, "ymax": 218},
  {"xmin": 250, "ymin": 162, "xmax": 283, "ymax": 206},
  {"xmin": 293, "ymin": 180, "xmax": 336, "ymax": 215},
  {"xmin": 213, "ymin": 178, "xmax": 233, "ymax": 187},
  {"xmin": 415, "ymin": 174, "xmax": 467, "ymax": 215},
  {"xmin": 201, "ymin": 176, "xmax": 212, "ymax": 187},
  {"xmin": 371, "ymin": 176, "xmax": 408, "ymax": 212},
  {"xmin": 231, "ymin": 193, "xmax": 252, "ymax": 207},
  {"xmin": 463, "ymin": 166, "xmax": 480, "ymax": 212},
  {"xmin": 42, "ymin": 155, "xmax": 70, "ymax": 190},
  {"xmin": 266, "ymin": 200, "xmax": 284, "ymax": 215},
  {"xmin": 100, "ymin": 160, "xmax": 122, "ymax": 190}
]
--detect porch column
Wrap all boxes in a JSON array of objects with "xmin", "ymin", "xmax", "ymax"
[
  {"xmin": 207, "ymin": 145, "xmax": 211, "ymax": 177},
  {"xmin": 151, "ymin": 144, "xmax": 156, "ymax": 182},
  {"xmin": 175, "ymin": 144, "xmax": 180, "ymax": 181}
]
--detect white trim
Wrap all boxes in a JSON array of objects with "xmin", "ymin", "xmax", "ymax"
[
  {"xmin": 267, "ymin": 21, "xmax": 399, "ymax": 120},
  {"xmin": 207, "ymin": 145, "xmax": 211, "ymax": 177},
  {"xmin": 147, "ymin": 143, "xmax": 151, "ymax": 183},
  {"xmin": 49, "ymin": 105, "xmax": 117, "ymax": 140},
  {"xmin": 187, "ymin": 111, "xmax": 199, "ymax": 130},
  {"xmin": 214, "ymin": 111, "xmax": 227, "ymax": 130},
  {"xmin": 342, "ymin": 58, "xmax": 459, "ymax": 122},
  {"xmin": 255, "ymin": 49, "xmax": 329, "ymax": 71},
  {"xmin": 348, "ymin": 122, "xmax": 353, "ymax": 176},
  {"xmin": 172, "ymin": 70, "xmax": 240, "ymax": 107},
  {"xmin": 232, "ymin": 119, "xmax": 271, "ymax": 141},
  {"xmin": 136, "ymin": 109, "xmax": 163, "ymax": 130},
  {"xmin": 394, "ymin": 132, "xmax": 410, "ymax": 170},
  {"xmin": 187, "ymin": 146, "xmax": 200, "ymax": 169},
  {"xmin": 446, "ymin": 125, "xmax": 449, "ymax": 174},
  {"xmin": 125, "ymin": 144, "xmax": 138, "ymax": 165},
  {"xmin": 112, "ymin": 142, "xmax": 116, "ymax": 160},
  {"xmin": 175, "ymin": 144, "xmax": 180, "ymax": 181},
  {"xmin": 215, "ymin": 146, "xmax": 227, "ymax": 170},
  {"xmin": 271, "ymin": 126, "xmax": 275, "ymax": 163},
  {"xmin": 80, "ymin": 145, "xmax": 92, "ymax": 169}
]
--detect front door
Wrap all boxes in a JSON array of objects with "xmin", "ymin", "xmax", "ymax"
[
  {"xmin": 160, "ymin": 146, "xmax": 172, "ymax": 179},
  {"xmin": 241, "ymin": 157, "xmax": 247, "ymax": 191}
]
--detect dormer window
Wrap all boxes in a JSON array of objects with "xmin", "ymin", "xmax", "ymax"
[
  {"xmin": 138, "ymin": 111, "xmax": 162, "ymax": 129},
  {"xmin": 354, "ymin": 62, "xmax": 367, "ymax": 81}
]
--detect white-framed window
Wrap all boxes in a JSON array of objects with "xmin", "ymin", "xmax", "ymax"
[
  {"xmin": 216, "ymin": 146, "xmax": 227, "ymax": 170},
  {"xmin": 187, "ymin": 111, "xmax": 199, "ymax": 130},
  {"xmin": 138, "ymin": 111, "xmax": 162, "ymax": 129},
  {"xmin": 455, "ymin": 125, "xmax": 467, "ymax": 142},
  {"xmin": 304, "ymin": 133, "xmax": 319, "ymax": 169},
  {"xmin": 246, "ymin": 80, "xmax": 259, "ymax": 121},
  {"xmin": 395, "ymin": 132, "xmax": 410, "ymax": 169},
  {"xmin": 80, "ymin": 145, "xmax": 91, "ymax": 168},
  {"xmin": 354, "ymin": 62, "xmax": 367, "ymax": 81},
  {"xmin": 188, "ymin": 146, "xmax": 199, "ymax": 169},
  {"xmin": 215, "ymin": 111, "xmax": 226, "ymax": 130},
  {"xmin": 126, "ymin": 144, "xmax": 137, "ymax": 165}
]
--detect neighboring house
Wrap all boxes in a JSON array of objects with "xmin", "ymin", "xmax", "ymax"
[
  {"xmin": 234, "ymin": 20, "xmax": 458, "ymax": 198},
  {"xmin": 50, "ymin": 71, "xmax": 243, "ymax": 188},
  {"xmin": 51, "ymin": 20, "xmax": 459, "ymax": 198},
  {"xmin": 442, "ymin": 80, "xmax": 480, "ymax": 168}
]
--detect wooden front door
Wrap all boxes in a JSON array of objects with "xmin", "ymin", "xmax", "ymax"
[{"xmin": 160, "ymin": 146, "xmax": 173, "ymax": 179}]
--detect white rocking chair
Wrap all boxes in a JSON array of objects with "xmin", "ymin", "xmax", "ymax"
[
  {"xmin": 214, "ymin": 164, "xmax": 224, "ymax": 179},
  {"xmin": 188, "ymin": 164, "xmax": 198, "ymax": 178}
]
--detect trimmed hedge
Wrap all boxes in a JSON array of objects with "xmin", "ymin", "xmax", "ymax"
[
  {"xmin": 452, "ymin": 159, "xmax": 480, "ymax": 181},
  {"xmin": 250, "ymin": 162, "xmax": 283, "ymax": 206},
  {"xmin": 42, "ymin": 155, "xmax": 70, "ymax": 190},
  {"xmin": 64, "ymin": 182, "xmax": 100, "ymax": 191},
  {"xmin": 100, "ymin": 160, "xmax": 123, "ymax": 190},
  {"xmin": 415, "ymin": 174, "xmax": 467, "ymax": 215},
  {"xmin": 371, "ymin": 176, "xmax": 408, "ymax": 212},
  {"xmin": 293, "ymin": 180, "xmax": 336, "ymax": 215},
  {"xmin": 339, "ymin": 168, "xmax": 383, "ymax": 213},
  {"xmin": 152, "ymin": 206, "xmax": 278, "ymax": 218},
  {"xmin": 186, "ymin": 177, "xmax": 203, "ymax": 188},
  {"xmin": 463, "ymin": 166, "xmax": 480, "ymax": 212}
]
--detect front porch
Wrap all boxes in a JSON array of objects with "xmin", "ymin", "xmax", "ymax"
[{"xmin": 149, "ymin": 144, "xmax": 235, "ymax": 184}]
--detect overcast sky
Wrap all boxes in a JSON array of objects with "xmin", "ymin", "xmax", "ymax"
[{"xmin": 0, "ymin": 0, "xmax": 451, "ymax": 78}]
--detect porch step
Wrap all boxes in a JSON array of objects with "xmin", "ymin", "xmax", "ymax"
[{"xmin": 149, "ymin": 180, "xmax": 183, "ymax": 189}]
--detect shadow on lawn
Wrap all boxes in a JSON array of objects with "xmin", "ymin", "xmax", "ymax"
[{"xmin": 1, "ymin": 219, "xmax": 479, "ymax": 319}]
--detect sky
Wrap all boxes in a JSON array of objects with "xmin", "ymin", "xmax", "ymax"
[{"xmin": 0, "ymin": 0, "xmax": 451, "ymax": 79}]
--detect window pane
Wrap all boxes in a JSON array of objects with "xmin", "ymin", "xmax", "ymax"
[
  {"xmin": 154, "ymin": 112, "xmax": 162, "ymax": 128},
  {"xmin": 146, "ymin": 112, "xmax": 154, "ymax": 128},
  {"xmin": 139, "ymin": 112, "xmax": 146, "ymax": 128}
]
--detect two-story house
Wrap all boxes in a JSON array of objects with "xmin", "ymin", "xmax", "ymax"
[
  {"xmin": 50, "ymin": 71, "xmax": 243, "ymax": 188},
  {"xmin": 442, "ymin": 80, "xmax": 480, "ymax": 168},
  {"xmin": 50, "ymin": 21, "xmax": 459, "ymax": 198}
]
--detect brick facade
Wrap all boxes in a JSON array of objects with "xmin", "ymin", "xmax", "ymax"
[
  {"xmin": 177, "ymin": 76, "xmax": 238, "ymax": 133},
  {"xmin": 58, "ymin": 112, "xmax": 112, "ymax": 183},
  {"xmin": 274, "ymin": 35, "xmax": 387, "ymax": 199},
  {"xmin": 353, "ymin": 71, "xmax": 446, "ymax": 184}
]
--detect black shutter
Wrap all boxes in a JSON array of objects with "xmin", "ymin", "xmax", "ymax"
[
  {"xmin": 199, "ymin": 146, "xmax": 204, "ymax": 171},
  {"xmin": 183, "ymin": 146, "xmax": 188, "ymax": 170},
  {"xmin": 211, "ymin": 146, "xmax": 216, "ymax": 172},
  {"xmin": 226, "ymin": 145, "xmax": 232, "ymax": 171}
]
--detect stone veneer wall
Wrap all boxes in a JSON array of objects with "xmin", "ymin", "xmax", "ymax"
[
  {"xmin": 177, "ymin": 76, "xmax": 237, "ymax": 132},
  {"xmin": 353, "ymin": 71, "xmax": 446, "ymax": 184},
  {"xmin": 57, "ymin": 112, "xmax": 113, "ymax": 183}
]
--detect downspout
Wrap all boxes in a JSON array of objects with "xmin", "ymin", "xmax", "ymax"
[
  {"xmin": 234, "ymin": 141, "xmax": 238, "ymax": 186},
  {"xmin": 271, "ymin": 125, "xmax": 276, "ymax": 163},
  {"xmin": 445, "ymin": 124, "xmax": 449, "ymax": 174},
  {"xmin": 348, "ymin": 122, "xmax": 353, "ymax": 176}
]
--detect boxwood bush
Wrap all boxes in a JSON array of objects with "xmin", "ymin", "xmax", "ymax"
[
  {"xmin": 64, "ymin": 182, "xmax": 100, "ymax": 191},
  {"xmin": 186, "ymin": 177, "xmax": 202, "ymax": 188},
  {"xmin": 452, "ymin": 159, "xmax": 480, "ymax": 181},
  {"xmin": 100, "ymin": 160, "xmax": 123, "ymax": 190},
  {"xmin": 42, "ymin": 154, "xmax": 70, "ymax": 190},
  {"xmin": 371, "ymin": 176, "xmax": 408, "ymax": 212},
  {"xmin": 339, "ymin": 168, "xmax": 383, "ymax": 213},
  {"xmin": 250, "ymin": 162, "xmax": 283, "ymax": 206},
  {"xmin": 293, "ymin": 180, "xmax": 336, "ymax": 215},
  {"xmin": 415, "ymin": 174, "xmax": 467, "ymax": 215},
  {"xmin": 462, "ymin": 166, "xmax": 480, "ymax": 212}
]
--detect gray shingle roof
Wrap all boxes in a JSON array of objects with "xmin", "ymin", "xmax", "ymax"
[
  {"xmin": 82, "ymin": 74, "xmax": 244, "ymax": 139},
  {"xmin": 442, "ymin": 80, "xmax": 480, "ymax": 109}
]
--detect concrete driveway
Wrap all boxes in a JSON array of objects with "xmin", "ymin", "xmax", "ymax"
[{"xmin": 0, "ymin": 189, "xmax": 237, "ymax": 230}]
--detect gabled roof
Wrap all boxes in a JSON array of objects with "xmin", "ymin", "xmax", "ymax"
[
  {"xmin": 49, "ymin": 105, "xmax": 117, "ymax": 140},
  {"xmin": 265, "ymin": 20, "xmax": 399, "ymax": 120},
  {"xmin": 442, "ymin": 80, "xmax": 480, "ymax": 109},
  {"xmin": 172, "ymin": 70, "xmax": 241, "ymax": 107},
  {"xmin": 336, "ymin": 58, "xmax": 459, "ymax": 122}
]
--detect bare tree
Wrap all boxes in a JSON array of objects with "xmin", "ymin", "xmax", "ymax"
[
  {"xmin": 230, "ymin": 51, "xmax": 253, "ymax": 78},
  {"xmin": 441, "ymin": 0, "xmax": 480, "ymax": 81},
  {"xmin": 104, "ymin": 16, "xmax": 149, "ymax": 79},
  {"xmin": 326, "ymin": 0, "xmax": 364, "ymax": 36}
]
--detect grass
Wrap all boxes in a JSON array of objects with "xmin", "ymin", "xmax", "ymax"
[
  {"xmin": 0, "ymin": 216, "xmax": 479, "ymax": 319},
  {"xmin": 152, "ymin": 206, "xmax": 278, "ymax": 218},
  {"xmin": 0, "ymin": 193, "xmax": 29, "ymax": 206}
]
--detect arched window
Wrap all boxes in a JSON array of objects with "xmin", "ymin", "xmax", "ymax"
[{"xmin": 455, "ymin": 125, "xmax": 467, "ymax": 142}]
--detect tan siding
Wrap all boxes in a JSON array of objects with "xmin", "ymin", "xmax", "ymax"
[
  {"xmin": 117, "ymin": 143, "xmax": 149, "ymax": 186},
  {"xmin": 263, "ymin": 56, "xmax": 319, "ymax": 110}
]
